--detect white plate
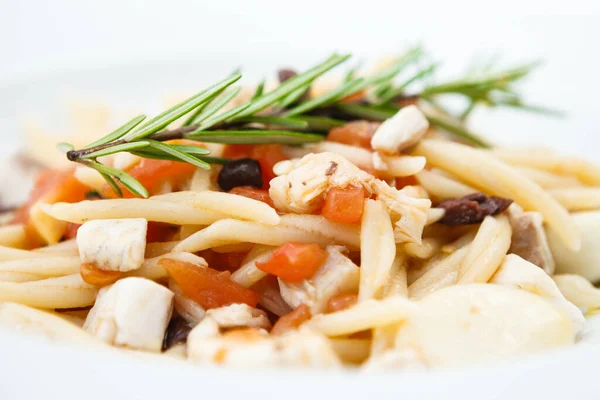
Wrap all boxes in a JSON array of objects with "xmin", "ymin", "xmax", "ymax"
[{"xmin": 1, "ymin": 54, "xmax": 599, "ymax": 400}]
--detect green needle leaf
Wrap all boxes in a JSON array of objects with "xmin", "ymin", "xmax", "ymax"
[
  {"xmin": 232, "ymin": 53, "xmax": 351, "ymax": 119},
  {"xmin": 251, "ymin": 80, "xmax": 266, "ymax": 100},
  {"xmin": 284, "ymin": 78, "xmax": 366, "ymax": 117},
  {"xmin": 125, "ymin": 73, "xmax": 242, "ymax": 141},
  {"xmin": 98, "ymin": 171, "xmax": 122, "ymax": 197},
  {"xmin": 234, "ymin": 116, "xmax": 310, "ymax": 130},
  {"xmin": 186, "ymin": 130, "xmax": 324, "ymax": 145},
  {"xmin": 425, "ymin": 113, "xmax": 491, "ymax": 148},
  {"xmin": 87, "ymin": 160, "xmax": 149, "ymax": 198},
  {"xmin": 335, "ymin": 103, "xmax": 397, "ymax": 121},
  {"xmin": 84, "ymin": 115, "xmax": 147, "ymax": 149},
  {"xmin": 146, "ymin": 140, "xmax": 210, "ymax": 170},
  {"xmin": 377, "ymin": 63, "xmax": 439, "ymax": 104},
  {"xmin": 190, "ymin": 87, "xmax": 242, "ymax": 125},
  {"xmin": 80, "ymin": 141, "xmax": 150, "ymax": 159},
  {"xmin": 294, "ymin": 116, "xmax": 346, "ymax": 131}
]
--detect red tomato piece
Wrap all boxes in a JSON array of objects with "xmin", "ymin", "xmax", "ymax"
[
  {"xmin": 395, "ymin": 175, "xmax": 418, "ymax": 189},
  {"xmin": 326, "ymin": 121, "xmax": 380, "ymax": 150},
  {"xmin": 160, "ymin": 259, "xmax": 260, "ymax": 309},
  {"xmin": 256, "ymin": 242, "xmax": 327, "ymax": 283},
  {"xmin": 223, "ymin": 144, "xmax": 255, "ymax": 159},
  {"xmin": 250, "ymin": 144, "xmax": 287, "ymax": 188},
  {"xmin": 100, "ymin": 159, "xmax": 197, "ymax": 198},
  {"xmin": 271, "ymin": 304, "xmax": 312, "ymax": 335},
  {"xmin": 321, "ymin": 185, "xmax": 366, "ymax": 224},
  {"xmin": 228, "ymin": 187, "xmax": 275, "ymax": 208},
  {"xmin": 146, "ymin": 222, "xmax": 178, "ymax": 242}
]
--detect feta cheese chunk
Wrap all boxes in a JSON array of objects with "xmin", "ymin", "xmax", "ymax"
[
  {"xmin": 77, "ymin": 218, "xmax": 147, "ymax": 272},
  {"xmin": 371, "ymin": 105, "xmax": 429, "ymax": 154},
  {"xmin": 279, "ymin": 246, "xmax": 359, "ymax": 313},
  {"xmin": 83, "ymin": 277, "xmax": 173, "ymax": 352}
]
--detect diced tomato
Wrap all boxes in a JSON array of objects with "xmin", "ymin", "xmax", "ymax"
[
  {"xmin": 395, "ymin": 175, "xmax": 418, "ymax": 189},
  {"xmin": 256, "ymin": 242, "xmax": 327, "ymax": 283},
  {"xmin": 223, "ymin": 144, "xmax": 255, "ymax": 159},
  {"xmin": 146, "ymin": 222, "xmax": 178, "ymax": 242},
  {"xmin": 326, "ymin": 293, "xmax": 358, "ymax": 313},
  {"xmin": 326, "ymin": 121, "xmax": 380, "ymax": 150},
  {"xmin": 13, "ymin": 168, "xmax": 89, "ymax": 225},
  {"xmin": 228, "ymin": 187, "xmax": 275, "ymax": 207},
  {"xmin": 321, "ymin": 185, "xmax": 366, "ymax": 224},
  {"xmin": 100, "ymin": 159, "xmax": 197, "ymax": 198},
  {"xmin": 250, "ymin": 144, "xmax": 287, "ymax": 188},
  {"xmin": 198, "ymin": 249, "xmax": 247, "ymax": 273},
  {"xmin": 80, "ymin": 263, "xmax": 122, "ymax": 286},
  {"xmin": 160, "ymin": 259, "xmax": 260, "ymax": 309},
  {"xmin": 271, "ymin": 304, "xmax": 312, "ymax": 335}
]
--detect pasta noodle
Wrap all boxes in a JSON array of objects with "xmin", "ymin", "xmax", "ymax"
[
  {"xmin": 553, "ymin": 274, "xmax": 600, "ymax": 309},
  {"xmin": 0, "ymin": 256, "xmax": 81, "ymax": 277},
  {"xmin": 516, "ymin": 166, "xmax": 583, "ymax": 189},
  {"xmin": 0, "ymin": 224, "xmax": 27, "ymax": 249},
  {"xmin": 379, "ymin": 156, "xmax": 426, "ymax": 177},
  {"xmin": 41, "ymin": 199, "xmax": 227, "ymax": 225},
  {"xmin": 413, "ymin": 139, "xmax": 580, "ymax": 251},
  {"xmin": 415, "ymin": 169, "xmax": 475, "ymax": 199},
  {"xmin": 230, "ymin": 245, "xmax": 274, "ymax": 288},
  {"xmin": 457, "ymin": 215, "xmax": 511, "ymax": 284},
  {"xmin": 549, "ymin": 188, "xmax": 600, "ymax": 211},
  {"xmin": 359, "ymin": 200, "xmax": 396, "ymax": 302}
]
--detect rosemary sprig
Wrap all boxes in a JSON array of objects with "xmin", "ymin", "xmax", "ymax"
[{"xmin": 63, "ymin": 50, "xmax": 553, "ymax": 198}]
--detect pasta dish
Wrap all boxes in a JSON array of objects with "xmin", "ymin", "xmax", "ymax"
[{"xmin": 1, "ymin": 50, "xmax": 599, "ymax": 370}]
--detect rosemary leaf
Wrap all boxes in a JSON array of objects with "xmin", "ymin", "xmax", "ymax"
[
  {"xmin": 87, "ymin": 160, "xmax": 149, "ymax": 198},
  {"xmin": 98, "ymin": 171, "xmax": 122, "ymax": 197},
  {"xmin": 364, "ymin": 46, "xmax": 424, "ymax": 87},
  {"xmin": 182, "ymin": 90, "xmax": 225, "ymax": 126},
  {"xmin": 284, "ymin": 78, "xmax": 366, "ymax": 117},
  {"xmin": 234, "ymin": 116, "xmax": 309, "ymax": 130},
  {"xmin": 232, "ymin": 53, "xmax": 350, "ymax": 119},
  {"xmin": 276, "ymin": 85, "xmax": 310, "ymax": 110},
  {"xmin": 295, "ymin": 116, "xmax": 346, "ymax": 131},
  {"xmin": 80, "ymin": 141, "xmax": 150, "ymax": 159},
  {"xmin": 377, "ymin": 63, "xmax": 439, "ymax": 104},
  {"xmin": 187, "ymin": 130, "xmax": 324, "ymax": 145},
  {"xmin": 194, "ymin": 103, "xmax": 251, "ymax": 132},
  {"xmin": 189, "ymin": 87, "xmax": 242, "ymax": 125},
  {"xmin": 125, "ymin": 73, "xmax": 242, "ymax": 141},
  {"xmin": 131, "ymin": 151, "xmax": 229, "ymax": 164},
  {"xmin": 84, "ymin": 115, "xmax": 147, "ymax": 149},
  {"xmin": 252, "ymin": 80, "xmax": 266, "ymax": 100},
  {"xmin": 146, "ymin": 140, "xmax": 210, "ymax": 170},
  {"xmin": 335, "ymin": 103, "xmax": 397, "ymax": 121}
]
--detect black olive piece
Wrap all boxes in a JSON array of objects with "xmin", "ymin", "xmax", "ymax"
[
  {"xmin": 162, "ymin": 317, "xmax": 192, "ymax": 351},
  {"xmin": 217, "ymin": 158, "xmax": 263, "ymax": 191}
]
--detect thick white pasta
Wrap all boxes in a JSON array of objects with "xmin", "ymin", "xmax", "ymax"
[
  {"xmin": 378, "ymin": 155, "xmax": 426, "ymax": 177},
  {"xmin": 0, "ymin": 274, "xmax": 98, "ymax": 309},
  {"xmin": 553, "ymin": 274, "xmax": 600, "ymax": 309},
  {"xmin": 306, "ymin": 296, "xmax": 417, "ymax": 336},
  {"xmin": 151, "ymin": 191, "xmax": 280, "ymax": 225},
  {"xmin": 414, "ymin": 139, "xmax": 580, "ymax": 251},
  {"xmin": 329, "ymin": 338, "xmax": 371, "ymax": 364},
  {"xmin": 549, "ymin": 188, "xmax": 600, "ymax": 211},
  {"xmin": 359, "ymin": 200, "xmax": 396, "ymax": 302},
  {"xmin": 458, "ymin": 215, "xmax": 511, "ymax": 284},
  {"xmin": 41, "ymin": 199, "xmax": 227, "ymax": 225},
  {"xmin": 176, "ymin": 215, "xmax": 360, "ymax": 253},
  {"xmin": 415, "ymin": 169, "xmax": 474, "ymax": 199},
  {"xmin": 0, "ymin": 256, "xmax": 81, "ymax": 278},
  {"xmin": 516, "ymin": 166, "xmax": 583, "ymax": 189},
  {"xmin": 230, "ymin": 246, "xmax": 274, "ymax": 288}
]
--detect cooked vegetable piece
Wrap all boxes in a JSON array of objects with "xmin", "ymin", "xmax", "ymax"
[
  {"xmin": 80, "ymin": 263, "xmax": 122, "ymax": 286},
  {"xmin": 271, "ymin": 304, "xmax": 312, "ymax": 335},
  {"xmin": 228, "ymin": 187, "xmax": 275, "ymax": 208},
  {"xmin": 217, "ymin": 158, "xmax": 263, "ymax": 191},
  {"xmin": 437, "ymin": 193, "xmax": 513, "ymax": 226},
  {"xmin": 256, "ymin": 242, "xmax": 328, "ymax": 283},
  {"xmin": 160, "ymin": 259, "xmax": 260, "ymax": 309},
  {"xmin": 100, "ymin": 159, "xmax": 197, "ymax": 198},
  {"xmin": 327, "ymin": 121, "xmax": 380, "ymax": 150},
  {"xmin": 251, "ymin": 144, "xmax": 287, "ymax": 187},
  {"xmin": 321, "ymin": 185, "xmax": 365, "ymax": 223}
]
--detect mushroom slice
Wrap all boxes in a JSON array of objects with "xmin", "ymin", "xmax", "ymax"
[
  {"xmin": 278, "ymin": 246, "xmax": 359, "ymax": 314},
  {"xmin": 77, "ymin": 218, "xmax": 147, "ymax": 272},
  {"xmin": 83, "ymin": 277, "xmax": 173, "ymax": 352},
  {"xmin": 507, "ymin": 204, "xmax": 555, "ymax": 274}
]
